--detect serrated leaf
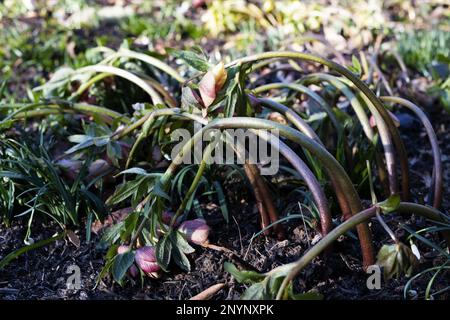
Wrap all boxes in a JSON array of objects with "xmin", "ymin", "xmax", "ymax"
[
  {"xmin": 156, "ymin": 235, "xmax": 172, "ymax": 271},
  {"xmin": 181, "ymin": 86, "xmax": 203, "ymax": 113},
  {"xmin": 112, "ymin": 251, "xmax": 135, "ymax": 283},
  {"xmin": 172, "ymin": 245, "xmax": 191, "ymax": 272},
  {"xmin": 174, "ymin": 231, "xmax": 195, "ymax": 254},
  {"xmin": 167, "ymin": 48, "xmax": 212, "ymax": 72},
  {"xmin": 106, "ymin": 177, "xmax": 146, "ymax": 205}
]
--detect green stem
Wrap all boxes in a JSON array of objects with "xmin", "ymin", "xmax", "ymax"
[
  {"xmin": 255, "ymin": 130, "xmax": 332, "ymax": 235},
  {"xmin": 171, "ymin": 142, "xmax": 215, "ymax": 226},
  {"xmin": 76, "ymin": 65, "xmax": 163, "ymax": 105},
  {"xmin": 103, "ymin": 48, "xmax": 185, "ymax": 83},
  {"xmin": 252, "ymin": 97, "xmax": 353, "ymax": 235},
  {"xmin": 2, "ymin": 101, "xmax": 128, "ymax": 123},
  {"xmin": 224, "ymin": 51, "xmax": 409, "ymax": 200},
  {"xmin": 298, "ymin": 73, "xmax": 373, "ymax": 140},
  {"xmin": 162, "ymin": 117, "xmax": 374, "ymax": 267},
  {"xmin": 70, "ymin": 72, "xmax": 111, "ymax": 99},
  {"xmin": 252, "ymin": 82, "xmax": 342, "ymax": 135},
  {"xmin": 257, "ymin": 97, "xmax": 322, "ymax": 143}
]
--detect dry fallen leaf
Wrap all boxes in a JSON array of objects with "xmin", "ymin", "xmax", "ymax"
[
  {"xmin": 91, "ymin": 207, "xmax": 133, "ymax": 234},
  {"xmin": 66, "ymin": 230, "xmax": 80, "ymax": 248}
]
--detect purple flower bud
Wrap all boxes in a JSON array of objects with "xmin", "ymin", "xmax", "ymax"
[
  {"xmin": 129, "ymin": 264, "xmax": 139, "ymax": 278},
  {"xmin": 57, "ymin": 159, "xmax": 82, "ymax": 180},
  {"xmin": 162, "ymin": 211, "xmax": 175, "ymax": 225},
  {"xmin": 88, "ymin": 159, "xmax": 110, "ymax": 177},
  {"xmin": 135, "ymin": 246, "xmax": 160, "ymax": 276},
  {"xmin": 178, "ymin": 218, "xmax": 210, "ymax": 245},
  {"xmin": 161, "ymin": 211, "xmax": 182, "ymax": 227}
]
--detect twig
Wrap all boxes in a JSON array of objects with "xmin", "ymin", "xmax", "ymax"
[{"xmin": 189, "ymin": 283, "xmax": 226, "ymax": 300}]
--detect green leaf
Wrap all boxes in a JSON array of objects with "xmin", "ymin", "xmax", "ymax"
[
  {"xmin": 156, "ymin": 235, "xmax": 172, "ymax": 271},
  {"xmin": 172, "ymin": 245, "xmax": 191, "ymax": 272},
  {"xmin": 288, "ymin": 285, "xmax": 323, "ymax": 300},
  {"xmin": 376, "ymin": 243, "xmax": 419, "ymax": 280},
  {"xmin": 153, "ymin": 180, "xmax": 171, "ymax": 200},
  {"xmin": 173, "ymin": 231, "xmax": 195, "ymax": 254},
  {"xmin": 349, "ymin": 55, "xmax": 362, "ymax": 76},
  {"xmin": 68, "ymin": 134, "xmax": 91, "ymax": 144},
  {"xmin": 112, "ymin": 251, "xmax": 135, "ymax": 283},
  {"xmin": 241, "ymin": 282, "xmax": 268, "ymax": 300},
  {"xmin": 181, "ymin": 86, "xmax": 203, "ymax": 113},
  {"xmin": 378, "ymin": 194, "xmax": 401, "ymax": 213},
  {"xmin": 213, "ymin": 181, "xmax": 229, "ymax": 223},
  {"xmin": 224, "ymin": 262, "xmax": 265, "ymax": 284},
  {"xmin": 167, "ymin": 48, "xmax": 212, "ymax": 72},
  {"xmin": 65, "ymin": 138, "xmax": 94, "ymax": 154},
  {"xmin": 120, "ymin": 211, "xmax": 139, "ymax": 242}
]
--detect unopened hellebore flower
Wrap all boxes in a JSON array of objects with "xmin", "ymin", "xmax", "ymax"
[
  {"xmin": 135, "ymin": 246, "xmax": 160, "ymax": 278},
  {"xmin": 57, "ymin": 159, "xmax": 82, "ymax": 180},
  {"xmin": 198, "ymin": 62, "xmax": 228, "ymax": 112},
  {"xmin": 178, "ymin": 218, "xmax": 210, "ymax": 245},
  {"xmin": 88, "ymin": 159, "xmax": 110, "ymax": 177}
]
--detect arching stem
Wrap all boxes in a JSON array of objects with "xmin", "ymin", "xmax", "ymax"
[
  {"xmin": 381, "ymin": 96, "xmax": 443, "ymax": 209},
  {"xmin": 275, "ymin": 202, "xmax": 450, "ymax": 300}
]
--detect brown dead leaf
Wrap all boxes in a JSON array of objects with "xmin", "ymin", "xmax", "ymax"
[
  {"xmin": 91, "ymin": 207, "xmax": 133, "ymax": 234},
  {"xmin": 66, "ymin": 230, "xmax": 80, "ymax": 248}
]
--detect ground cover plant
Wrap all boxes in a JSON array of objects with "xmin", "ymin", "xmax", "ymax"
[{"xmin": 0, "ymin": 0, "xmax": 449, "ymax": 300}]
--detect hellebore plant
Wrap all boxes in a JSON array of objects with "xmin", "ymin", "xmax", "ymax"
[
  {"xmin": 0, "ymin": 46, "xmax": 447, "ymax": 299},
  {"xmin": 135, "ymin": 246, "xmax": 160, "ymax": 278}
]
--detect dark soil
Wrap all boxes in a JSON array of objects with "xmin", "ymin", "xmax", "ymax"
[{"xmin": 1, "ymin": 106, "xmax": 449, "ymax": 300}]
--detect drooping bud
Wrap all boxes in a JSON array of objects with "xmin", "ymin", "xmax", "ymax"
[
  {"xmin": 198, "ymin": 62, "xmax": 227, "ymax": 109},
  {"xmin": 135, "ymin": 246, "xmax": 160, "ymax": 277},
  {"xmin": 88, "ymin": 159, "xmax": 110, "ymax": 177},
  {"xmin": 129, "ymin": 264, "xmax": 139, "ymax": 278},
  {"xmin": 57, "ymin": 159, "xmax": 82, "ymax": 180},
  {"xmin": 212, "ymin": 62, "xmax": 227, "ymax": 92},
  {"xmin": 162, "ymin": 211, "xmax": 174, "ymax": 225},
  {"xmin": 178, "ymin": 218, "xmax": 210, "ymax": 245},
  {"xmin": 161, "ymin": 211, "xmax": 182, "ymax": 227}
]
